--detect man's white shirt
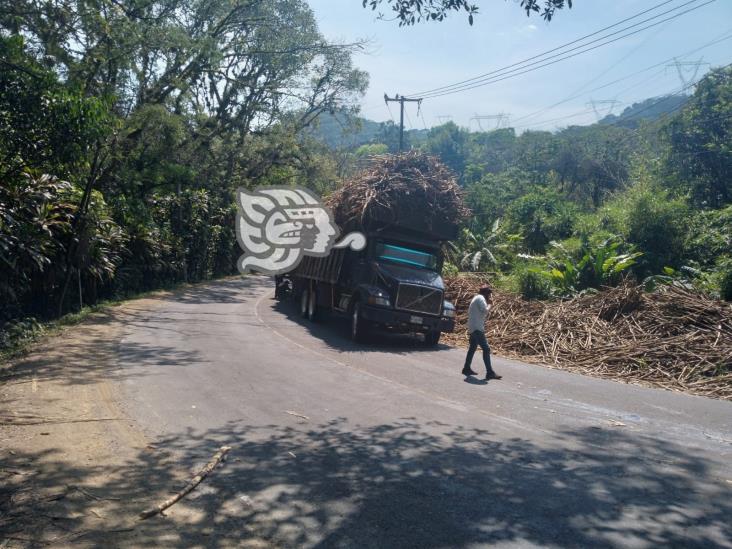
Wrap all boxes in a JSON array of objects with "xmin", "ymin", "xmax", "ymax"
[{"xmin": 467, "ymin": 294, "xmax": 491, "ymax": 333}]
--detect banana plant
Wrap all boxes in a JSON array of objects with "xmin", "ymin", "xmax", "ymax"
[
  {"xmin": 545, "ymin": 236, "xmax": 642, "ymax": 295},
  {"xmin": 446, "ymin": 219, "xmax": 502, "ymax": 272}
]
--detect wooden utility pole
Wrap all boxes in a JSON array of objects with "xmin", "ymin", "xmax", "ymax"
[{"xmin": 384, "ymin": 94, "xmax": 422, "ymax": 152}]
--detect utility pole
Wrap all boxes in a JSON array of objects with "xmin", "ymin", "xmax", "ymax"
[{"xmin": 384, "ymin": 93, "xmax": 422, "ymax": 152}]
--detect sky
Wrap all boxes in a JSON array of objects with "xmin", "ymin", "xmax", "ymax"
[{"xmin": 306, "ymin": 0, "xmax": 732, "ymax": 131}]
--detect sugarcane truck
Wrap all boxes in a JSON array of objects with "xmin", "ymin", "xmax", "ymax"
[{"xmin": 275, "ymin": 211, "xmax": 457, "ymax": 345}]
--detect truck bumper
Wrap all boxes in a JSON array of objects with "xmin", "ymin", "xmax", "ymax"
[{"xmin": 360, "ymin": 305, "xmax": 455, "ymax": 333}]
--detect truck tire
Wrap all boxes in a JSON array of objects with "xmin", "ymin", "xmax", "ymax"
[
  {"xmin": 351, "ymin": 302, "xmax": 369, "ymax": 343},
  {"xmin": 306, "ymin": 287, "xmax": 318, "ymax": 321},
  {"xmin": 300, "ymin": 288, "xmax": 309, "ymax": 318},
  {"xmin": 424, "ymin": 330, "xmax": 441, "ymax": 346}
]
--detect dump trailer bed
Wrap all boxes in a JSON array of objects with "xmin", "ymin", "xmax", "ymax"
[{"xmin": 293, "ymin": 247, "xmax": 347, "ymax": 284}]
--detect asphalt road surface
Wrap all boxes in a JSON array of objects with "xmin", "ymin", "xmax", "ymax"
[{"xmin": 112, "ymin": 276, "xmax": 732, "ymax": 548}]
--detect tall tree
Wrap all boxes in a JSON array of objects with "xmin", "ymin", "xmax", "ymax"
[{"xmin": 664, "ymin": 66, "xmax": 732, "ymax": 208}]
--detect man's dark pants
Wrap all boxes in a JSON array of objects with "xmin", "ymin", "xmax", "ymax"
[{"xmin": 464, "ymin": 330, "xmax": 495, "ymax": 375}]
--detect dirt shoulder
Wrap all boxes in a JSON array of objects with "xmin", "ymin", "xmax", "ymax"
[{"xmin": 0, "ymin": 296, "xmax": 270, "ymax": 548}]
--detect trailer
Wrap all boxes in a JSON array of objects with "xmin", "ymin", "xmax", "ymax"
[{"xmin": 278, "ymin": 220, "xmax": 456, "ymax": 345}]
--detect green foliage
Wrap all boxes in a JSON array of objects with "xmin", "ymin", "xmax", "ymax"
[
  {"xmin": 0, "ymin": 36, "xmax": 110, "ymax": 179},
  {"xmin": 423, "ymin": 122, "xmax": 468, "ymax": 176},
  {"xmin": 0, "ymin": 0, "xmax": 367, "ymax": 326},
  {"xmin": 465, "ymin": 168, "xmax": 532, "ymax": 230},
  {"xmin": 0, "ymin": 172, "xmax": 75, "ymax": 312},
  {"xmin": 517, "ymin": 268, "xmax": 552, "ymax": 300},
  {"xmin": 664, "ymin": 66, "xmax": 732, "ymax": 207},
  {"xmin": 355, "ymin": 143, "xmax": 389, "ymax": 157},
  {"xmin": 361, "ymin": 0, "xmax": 571, "ymax": 26},
  {"xmin": 602, "ymin": 182, "xmax": 689, "ymax": 277},
  {"xmin": 532, "ymin": 236, "xmax": 642, "ymax": 297},
  {"xmin": 448, "ymin": 224, "xmax": 500, "ymax": 272},
  {"xmin": 504, "ymin": 189, "xmax": 578, "ymax": 253},
  {"xmin": 720, "ymin": 266, "xmax": 732, "ymax": 302},
  {"xmin": 442, "ymin": 261, "xmax": 459, "ymax": 277}
]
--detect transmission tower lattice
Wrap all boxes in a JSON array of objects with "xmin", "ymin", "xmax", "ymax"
[
  {"xmin": 666, "ymin": 57, "xmax": 709, "ymax": 88},
  {"xmin": 470, "ymin": 113, "xmax": 510, "ymax": 131},
  {"xmin": 586, "ymin": 99, "xmax": 623, "ymax": 122}
]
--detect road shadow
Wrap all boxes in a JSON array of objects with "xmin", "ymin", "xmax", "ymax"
[
  {"xmin": 464, "ymin": 376, "xmax": 488, "ymax": 385},
  {"xmin": 0, "ymin": 277, "xmax": 278, "ymax": 392},
  {"xmin": 270, "ymin": 298, "xmax": 454, "ymax": 356},
  {"xmin": 170, "ymin": 276, "xmax": 270, "ymax": 305},
  {"xmin": 3, "ymin": 418, "xmax": 730, "ymax": 548}
]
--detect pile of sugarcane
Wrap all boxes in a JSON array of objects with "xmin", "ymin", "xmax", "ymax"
[
  {"xmin": 444, "ymin": 275, "xmax": 732, "ymax": 400},
  {"xmin": 325, "ymin": 152, "xmax": 469, "ymax": 233}
]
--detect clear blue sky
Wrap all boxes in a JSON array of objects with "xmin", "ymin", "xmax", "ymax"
[{"xmin": 306, "ymin": 0, "xmax": 732, "ymax": 131}]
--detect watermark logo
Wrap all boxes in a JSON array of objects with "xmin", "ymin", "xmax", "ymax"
[{"xmin": 236, "ymin": 186, "xmax": 366, "ymax": 275}]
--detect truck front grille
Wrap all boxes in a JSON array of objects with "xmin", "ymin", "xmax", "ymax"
[{"xmin": 395, "ymin": 284, "xmax": 443, "ymax": 316}]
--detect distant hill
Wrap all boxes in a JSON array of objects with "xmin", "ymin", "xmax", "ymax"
[
  {"xmin": 600, "ymin": 95, "xmax": 690, "ymax": 128},
  {"xmin": 306, "ymin": 111, "xmax": 382, "ymax": 148},
  {"xmin": 307, "ymin": 94, "xmax": 690, "ymax": 149}
]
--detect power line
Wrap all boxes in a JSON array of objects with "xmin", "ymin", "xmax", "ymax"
[
  {"xmin": 667, "ymin": 57, "xmax": 710, "ymax": 86},
  {"xmin": 586, "ymin": 100, "xmax": 623, "ymax": 121},
  {"xmin": 404, "ymin": 108, "xmax": 414, "ymax": 130},
  {"xmin": 519, "ymin": 19, "xmax": 673, "ymax": 128},
  {"xmin": 513, "ymin": 69, "xmax": 670, "ymax": 130},
  {"xmin": 470, "ymin": 114, "xmax": 510, "ymax": 131},
  {"xmin": 412, "ymin": 0, "xmax": 717, "ymax": 100},
  {"xmin": 510, "ymin": 29, "xmax": 732, "ymax": 127},
  {"xmin": 418, "ymin": 102, "xmax": 429, "ymax": 130},
  {"xmin": 408, "ymin": 0, "xmax": 682, "ymax": 98}
]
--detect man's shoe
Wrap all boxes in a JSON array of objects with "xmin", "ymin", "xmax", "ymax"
[
  {"xmin": 485, "ymin": 372, "xmax": 503, "ymax": 380},
  {"xmin": 462, "ymin": 368, "xmax": 478, "ymax": 376}
]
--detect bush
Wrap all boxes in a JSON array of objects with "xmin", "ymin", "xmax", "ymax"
[
  {"xmin": 602, "ymin": 183, "xmax": 688, "ymax": 277},
  {"xmin": 720, "ymin": 267, "xmax": 732, "ymax": 302},
  {"xmin": 442, "ymin": 261, "xmax": 459, "ymax": 277},
  {"xmin": 505, "ymin": 189, "xmax": 578, "ymax": 253},
  {"xmin": 518, "ymin": 268, "xmax": 552, "ymax": 300}
]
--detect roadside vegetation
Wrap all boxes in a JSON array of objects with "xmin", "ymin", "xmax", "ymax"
[{"xmin": 0, "ymin": 0, "xmax": 367, "ymax": 350}]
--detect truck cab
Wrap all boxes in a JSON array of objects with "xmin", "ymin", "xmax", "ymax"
[{"xmin": 341, "ymin": 234, "xmax": 455, "ymax": 344}]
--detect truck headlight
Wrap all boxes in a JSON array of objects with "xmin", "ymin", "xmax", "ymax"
[
  {"xmin": 442, "ymin": 302, "xmax": 456, "ymax": 318},
  {"xmin": 367, "ymin": 295, "xmax": 391, "ymax": 307}
]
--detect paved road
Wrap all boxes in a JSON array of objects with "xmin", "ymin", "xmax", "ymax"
[{"xmin": 112, "ymin": 276, "xmax": 732, "ymax": 548}]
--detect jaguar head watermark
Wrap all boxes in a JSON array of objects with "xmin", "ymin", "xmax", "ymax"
[{"xmin": 236, "ymin": 186, "xmax": 366, "ymax": 275}]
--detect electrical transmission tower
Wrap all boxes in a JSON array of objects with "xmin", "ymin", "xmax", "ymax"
[
  {"xmin": 666, "ymin": 58, "xmax": 709, "ymax": 88},
  {"xmin": 586, "ymin": 99, "xmax": 622, "ymax": 122},
  {"xmin": 436, "ymin": 115, "xmax": 453, "ymax": 124},
  {"xmin": 384, "ymin": 94, "xmax": 422, "ymax": 152},
  {"xmin": 470, "ymin": 113, "xmax": 510, "ymax": 131}
]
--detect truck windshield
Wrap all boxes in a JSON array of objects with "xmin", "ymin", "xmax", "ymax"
[{"xmin": 376, "ymin": 243, "xmax": 438, "ymax": 270}]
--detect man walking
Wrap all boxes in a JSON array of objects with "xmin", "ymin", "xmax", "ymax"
[{"xmin": 462, "ymin": 285, "xmax": 502, "ymax": 380}]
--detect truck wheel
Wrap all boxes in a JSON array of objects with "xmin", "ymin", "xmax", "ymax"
[
  {"xmin": 300, "ymin": 289, "xmax": 309, "ymax": 318},
  {"xmin": 424, "ymin": 330, "xmax": 441, "ymax": 346},
  {"xmin": 307, "ymin": 287, "xmax": 318, "ymax": 321},
  {"xmin": 351, "ymin": 302, "xmax": 369, "ymax": 343}
]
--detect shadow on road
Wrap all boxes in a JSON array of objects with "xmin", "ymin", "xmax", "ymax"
[
  {"xmin": 3, "ymin": 418, "xmax": 730, "ymax": 547},
  {"xmin": 0, "ymin": 277, "xmax": 272, "ymax": 392},
  {"xmin": 269, "ymin": 297, "xmax": 455, "ymax": 356}
]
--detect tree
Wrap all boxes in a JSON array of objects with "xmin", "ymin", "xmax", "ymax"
[
  {"xmin": 423, "ymin": 121, "xmax": 468, "ymax": 178},
  {"xmin": 664, "ymin": 66, "xmax": 732, "ymax": 208},
  {"xmin": 361, "ymin": 0, "xmax": 572, "ymax": 26}
]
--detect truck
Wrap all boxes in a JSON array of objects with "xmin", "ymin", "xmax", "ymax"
[{"xmin": 275, "ymin": 201, "xmax": 458, "ymax": 345}]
